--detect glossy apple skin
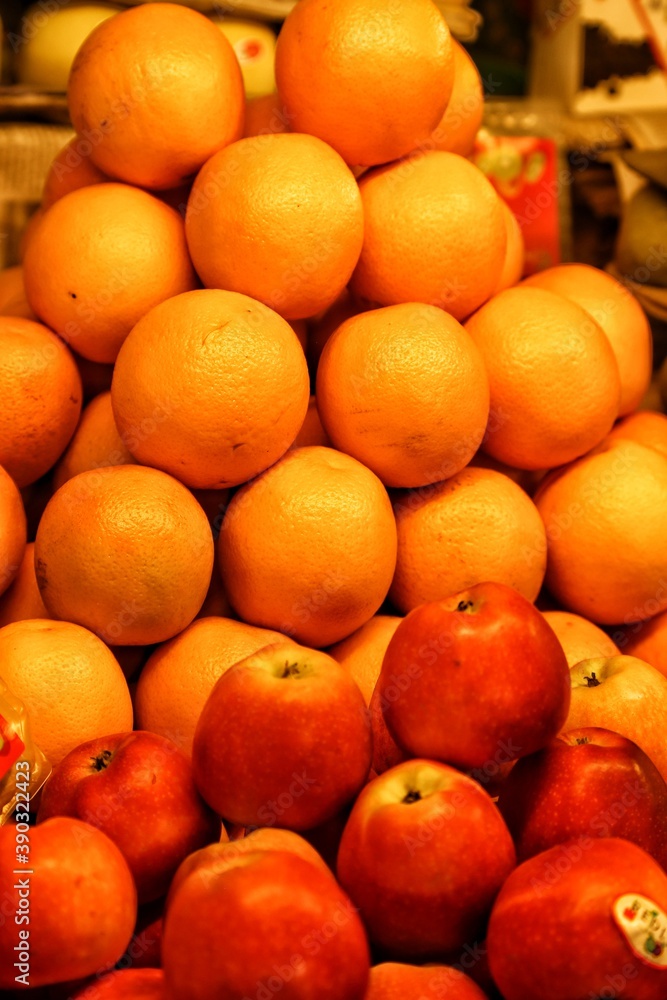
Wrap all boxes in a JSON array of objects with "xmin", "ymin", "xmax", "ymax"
[
  {"xmin": 337, "ymin": 759, "xmax": 516, "ymax": 959},
  {"xmin": 498, "ymin": 727, "xmax": 667, "ymax": 868},
  {"xmin": 167, "ymin": 827, "xmax": 332, "ymax": 907},
  {"xmin": 71, "ymin": 969, "xmax": 168, "ymax": 1000},
  {"xmin": 379, "ymin": 582, "xmax": 571, "ymax": 770},
  {"xmin": 566, "ymin": 655, "xmax": 667, "ymax": 782},
  {"xmin": 369, "ymin": 682, "xmax": 408, "ymax": 774},
  {"xmin": 487, "ymin": 838, "xmax": 667, "ymax": 1000},
  {"xmin": 192, "ymin": 642, "xmax": 372, "ymax": 830},
  {"xmin": 162, "ymin": 850, "xmax": 370, "ymax": 1000},
  {"xmin": 365, "ymin": 962, "xmax": 489, "ymax": 999},
  {"xmin": 37, "ymin": 730, "xmax": 221, "ymax": 903},
  {"xmin": 0, "ymin": 817, "xmax": 136, "ymax": 989}
]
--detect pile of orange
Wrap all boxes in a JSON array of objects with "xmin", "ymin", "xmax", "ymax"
[{"xmin": 0, "ymin": 0, "xmax": 665, "ymax": 793}]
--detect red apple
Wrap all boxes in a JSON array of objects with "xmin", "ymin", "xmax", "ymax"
[
  {"xmin": 71, "ymin": 969, "xmax": 167, "ymax": 1000},
  {"xmin": 167, "ymin": 827, "xmax": 333, "ymax": 906},
  {"xmin": 37, "ymin": 730, "xmax": 221, "ymax": 902},
  {"xmin": 487, "ymin": 838, "xmax": 667, "ymax": 1000},
  {"xmin": 498, "ymin": 727, "xmax": 667, "ymax": 868},
  {"xmin": 369, "ymin": 682, "xmax": 408, "ymax": 774},
  {"xmin": 162, "ymin": 850, "xmax": 370, "ymax": 1000},
  {"xmin": 364, "ymin": 962, "xmax": 489, "ymax": 999},
  {"xmin": 0, "ymin": 817, "xmax": 136, "ymax": 988},
  {"xmin": 337, "ymin": 759, "xmax": 516, "ymax": 959},
  {"xmin": 566, "ymin": 655, "xmax": 667, "ymax": 782},
  {"xmin": 192, "ymin": 641, "xmax": 372, "ymax": 830},
  {"xmin": 378, "ymin": 582, "xmax": 571, "ymax": 770}
]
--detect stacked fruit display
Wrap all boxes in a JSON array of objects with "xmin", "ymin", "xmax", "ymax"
[{"xmin": 1, "ymin": 2, "xmax": 667, "ymax": 998}]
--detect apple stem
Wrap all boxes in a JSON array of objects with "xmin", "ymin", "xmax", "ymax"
[
  {"xmin": 456, "ymin": 600, "xmax": 475, "ymax": 613},
  {"xmin": 584, "ymin": 673, "xmax": 600, "ymax": 688},
  {"xmin": 91, "ymin": 749, "xmax": 113, "ymax": 771},
  {"xmin": 280, "ymin": 662, "xmax": 302, "ymax": 679},
  {"xmin": 403, "ymin": 790, "xmax": 422, "ymax": 804}
]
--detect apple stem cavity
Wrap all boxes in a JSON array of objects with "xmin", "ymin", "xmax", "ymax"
[
  {"xmin": 584, "ymin": 673, "xmax": 601, "ymax": 688},
  {"xmin": 280, "ymin": 661, "xmax": 303, "ymax": 679},
  {"xmin": 456, "ymin": 600, "xmax": 475, "ymax": 613},
  {"xmin": 403, "ymin": 790, "xmax": 422, "ymax": 805},
  {"xmin": 91, "ymin": 749, "xmax": 113, "ymax": 772}
]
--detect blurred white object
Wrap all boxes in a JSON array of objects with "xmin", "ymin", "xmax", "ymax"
[
  {"xmin": 433, "ymin": 0, "xmax": 483, "ymax": 42},
  {"xmin": 211, "ymin": 18, "xmax": 276, "ymax": 98},
  {"xmin": 14, "ymin": 2, "xmax": 121, "ymax": 91},
  {"xmin": 530, "ymin": 0, "xmax": 667, "ymax": 116}
]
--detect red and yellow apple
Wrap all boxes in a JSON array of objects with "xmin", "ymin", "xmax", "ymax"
[{"xmin": 38, "ymin": 730, "xmax": 221, "ymax": 902}]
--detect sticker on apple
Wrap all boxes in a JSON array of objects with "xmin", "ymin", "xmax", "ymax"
[{"xmin": 613, "ymin": 893, "xmax": 667, "ymax": 969}]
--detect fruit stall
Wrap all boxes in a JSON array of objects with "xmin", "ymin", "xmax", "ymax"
[{"xmin": 0, "ymin": 1, "xmax": 667, "ymax": 998}]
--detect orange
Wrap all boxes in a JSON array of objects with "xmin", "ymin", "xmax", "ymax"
[
  {"xmin": 316, "ymin": 303, "xmax": 490, "ymax": 487},
  {"xmin": 390, "ymin": 466, "xmax": 547, "ymax": 613},
  {"xmin": 53, "ymin": 391, "xmax": 135, "ymax": 492},
  {"xmin": 0, "ymin": 543, "xmax": 48, "ymax": 626},
  {"xmin": 0, "ymin": 466, "xmax": 27, "ymax": 598},
  {"xmin": 0, "ymin": 316, "xmax": 82, "ymax": 487},
  {"xmin": 135, "ymin": 616, "xmax": 291, "ymax": 756},
  {"xmin": 293, "ymin": 396, "xmax": 331, "ymax": 449},
  {"xmin": 219, "ymin": 446, "xmax": 397, "ymax": 646},
  {"xmin": 185, "ymin": 133, "xmax": 363, "ymax": 320},
  {"xmin": 616, "ymin": 610, "xmax": 667, "ymax": 679},
  {"xmin": 0, "ymin": 619, "xmax": 132, "ymax": 765},
  {"xmin": 243, "ymin": 93, "xmax": 290, "ymax": 138},
  {"xmin": 41, "ymin": 136, "xmax": 109, "ymax": 208},
  {"xmin": 67, "ymin": 4, "xmax": 244, "ymax": 190},
  {"xmin": 23, "ymin": 183, "xmax": 197, "ymax": 364},
  {"xmin": 523, "ymin": 263, "xmax": 652, "ymax": 415},
  {"xmin": 494, "ymin": 200, "xmax": 525, "ymax": 293},
  {"xmin": 535, "ymin": 439, "xmax": 667, "ymax": 624},
  {"xmin": 541, "ymin": 610, "xmax": 620, "ymax": 668},
  {"xmin": 111, "ymin": 289, "xmax": 309, "ymax": 489},
  {"xmin": 34, "ymin": 465, "xmax": 214, "ymax": 645},
  {"xmin": 328, "ymin": 615, "xmax": 402, "ymax": 706},
  {"xmin": 350, "ymin": 152, "xmax": 506, "ymax": 321},
  {"xmin": 0, "ymin": 266, "xmax": 35, "ymax": 319},
  {"xmin": 465, "ymin": 286, "xmax": 621, "ymax": 470},
  {"xmin": 606, "ymin": 410, "xmax": 667, "ymax": 458},
  {"xmin": 274, "ymin": 0, "xmax": 454, "ymax": 167},
  {"xmin": 428, "ymin": 40, "xmax": 484, "ymax": 157}
]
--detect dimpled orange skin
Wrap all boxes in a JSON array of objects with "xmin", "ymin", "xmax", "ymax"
[
  {"xmin": 428, "ymin": 40, "xmax": 485, "ymax": 157},
  {"xmin": 274, "ymin": 0, "xmax": 454, "ymax": 167},
  {"xmin": 607, "ymin": 410, "xmax": 667, "ymax": 458},
  {"xmin": 390, "ymin": 466, "xmax": 547, "ymax": 613},
  {"xmin": 23, "ymin": 183, "xmax": 197, "ymax": 364},
  {"xmin": 67, "ymin": 4, "xmax": 245, "ymax": 190},
  {"xmin": 0, "ymin": 542, "xmax": 47, "ymax": 625},
  {"xmin": 523, "ymin": 263, "xmax": 652, "ymax": 416},
  {"xmin": 0, "ymin": 465, "xmax": 27, "ymax": 598},
  {"xmin": 185, "ymin": 133, "xmax": 364, "ymax": 321},
  {"xmin": 41, "ymin": 136, "xmax": 110, "ymax": 208},
  {"xmin": 316, "ymin": 302, "xmax": 490, "ymax": 488},
  {"xmin": 0, "ymin": 316, "xmax": 82, "ymax": 487},
  {"xmin": 111, "ymin": 289, "xmax": 309, "ymax": 489},
  {"xmin": 541, "ymin": 610, "xmax": 620, "ymax": 668},
  {"xmin": 0, "ymin": 619, "xmax": 132, "ymax": 765},
  {"xmin": 53, "ymin": 391, "xmax": 135, "ymax": 491},
  {"xmin": 350, "ymin": 152, "xmax": 507, "ymax": 321},
  {"xmin": 219, "ymin": 446, "xmax": 398, "ymax": 647},
  {"xmin": 465, "ymin": 286, "xmax": 621, "ymax": 470},
  {"xmin": 535, "ymin": 439, "xmax": 667, "ymax": 625},
  {"xmin": 34, "ymin": 465, "xmax": 214, "ymax": 645}
]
